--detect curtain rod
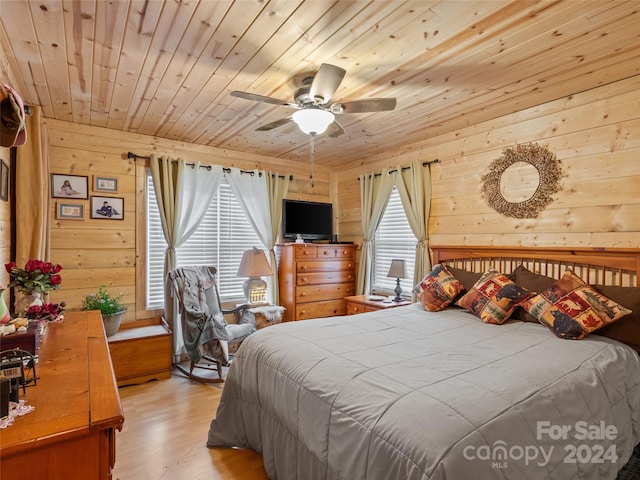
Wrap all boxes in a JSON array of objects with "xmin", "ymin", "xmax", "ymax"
[
  {"xmin": 127, "ymin": 151, "xmax": 293, "ymax": 180},
  {"xmin": 360, "ymin": 158, "xmax": 439, "ymax": 179}
]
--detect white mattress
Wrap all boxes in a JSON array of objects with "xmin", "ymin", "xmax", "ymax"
[{"xmin": 208, "ymin": 303, "xmax": 640, "ymax": 479}]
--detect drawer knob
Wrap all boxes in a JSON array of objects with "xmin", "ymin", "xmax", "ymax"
[{"xmin": 302, "ymin": 277, "xmax": 308, "ymax": 282}]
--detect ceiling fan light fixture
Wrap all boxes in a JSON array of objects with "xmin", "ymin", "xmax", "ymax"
[{"xmin": 292, "ymin": 108, "xmax": 334, "ymax": 135}]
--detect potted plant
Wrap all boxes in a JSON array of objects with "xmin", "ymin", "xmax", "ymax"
[{"xmin": 82, "ymin": 285, "xmax": 126, "ymax": 337}]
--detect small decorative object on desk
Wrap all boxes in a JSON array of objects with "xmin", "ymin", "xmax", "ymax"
[
  {"xmin": 0, "ymin": 400, "xmax": 35, "ymax": 429},
  {"xmin": 82, "ymin": 285, "xmax": 126, "ymax": 337},
  {"xmin": 0, "ymin": 287, "xmax": 9, "ymax": 325},
  {"xmin": 5, "ymin": 259, "xmax": 63, "ymax": 315},
  {"xmin": 25, "ymin": 301, "xmax": 65, "ymax": 324}
]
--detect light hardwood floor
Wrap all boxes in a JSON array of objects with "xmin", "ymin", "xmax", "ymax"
[{"xmin": 113, "ymin": 372, "xmax": 268, "ymax": 480}]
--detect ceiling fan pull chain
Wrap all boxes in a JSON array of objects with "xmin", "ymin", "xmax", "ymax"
[{"xmin": 309, "ymin": 133, "xmax": 315, "ymax": 188}]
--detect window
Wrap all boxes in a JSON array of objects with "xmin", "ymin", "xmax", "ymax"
[
  {"xmin": 146, "ymin": 172, "xmax": 266, "ymax": 309},
  {"xmin": 372, "ymin": 186, "xmax": 416, "ymax": 296}
]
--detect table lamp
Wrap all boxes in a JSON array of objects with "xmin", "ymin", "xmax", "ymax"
[
  {"xmin": 387, "ymin": 259, "xmax": 407, "ymax": 302},
  {"xmin": 237, "ymin": 247, "xmax": 273, "ymax": 304}
]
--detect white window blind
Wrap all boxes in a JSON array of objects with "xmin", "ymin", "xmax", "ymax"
[
  {"xmin": 146, "ymin": 171, "xmax": 266, "ymax": 309},
  {"xmin": 372, "ymin": 186, "xmax": 416, "ymax": 296}
]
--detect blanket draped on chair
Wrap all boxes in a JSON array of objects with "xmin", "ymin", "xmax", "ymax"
[{"xmin": 171, "ymin": 266, "xmax": 229, "ymax": 363}]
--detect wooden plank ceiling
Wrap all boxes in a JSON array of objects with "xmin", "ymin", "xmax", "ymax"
[{"xmin": 1, "ymin": 0, "xmax": 638, "ymax": 167}]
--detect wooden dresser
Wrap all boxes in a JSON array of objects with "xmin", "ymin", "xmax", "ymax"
[
  {"xmin": 277, "ymin": 243, "xmax": 356, "ymax": 321},
  {"xmin": 0, "ymin": 310, "xmax": 124, "ymax": 480}
]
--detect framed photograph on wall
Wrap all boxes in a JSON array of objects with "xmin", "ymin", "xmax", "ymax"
[
  {"xmin": 90, "ymin": 195, "xmax": 124, "ymax": 220},
  {"xmin": 56, "ymin": 202, "xmax": 84, "ymax": 220},
  {"xmin": 0, "ymin": 159, "xmax": 8, "ymax": 201},
  {"xmin": 93, "ymin": 175, "xmax": 118, "ymax": 193},
  {"xmin": 51, "ymin": 174, "xmax": 88, "ymax": 199}
]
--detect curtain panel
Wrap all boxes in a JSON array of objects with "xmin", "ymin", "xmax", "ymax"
[
  {"xmin": 149, "ymin": 154, "xmax": 223, "ymax": 358},
  {"xmin": 393, "ymin": 161, "xmax": 432, "ymax": 300},
  {"xmin": 356, "ymin": 170, "xmax": 395, "ymax": 295},
  {"xmin": 226, "ymin": 168, "xmax": 289, "ymax": 304}
]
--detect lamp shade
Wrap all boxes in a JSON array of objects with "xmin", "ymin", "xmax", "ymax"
[
  {"xmin": 237, "ymin": 247, "xmax": 273, "ymax": 278},
  {"xmin": 292, "ymin": 108, "xmax": 335, "ymax": 135},
  {"xmin": 386, "ymin": 259, "xmax": 407, "ymax": 279}
]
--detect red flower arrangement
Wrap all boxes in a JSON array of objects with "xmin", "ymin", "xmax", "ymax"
[
  {"xmin": 5, "ymin": 259, "xmax": 63, "ymax": 294},
  {"xmin": 25, "ymin": 302, "xmax": 66, "ymax": 321}
]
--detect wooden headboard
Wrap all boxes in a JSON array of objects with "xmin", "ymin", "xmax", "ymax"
[
  {"xmin": 430, "ymin": 245, "xmax": 640, "ymax": 287},
  {"xmin": 430, "ymin": 245, "xmax": 640, "ymax": 353}
]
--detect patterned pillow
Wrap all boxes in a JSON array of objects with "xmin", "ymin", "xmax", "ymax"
[
  {"xmin": 521, "ymin": 270, "xmax": 632, "ymax": 340},
  {"xmin": 416, "ymin": 264, "xmax": 465, "ymax": 312},
  {"xmin": 455, "ymin": 269, "xmax": 534, "ymax": 324}
]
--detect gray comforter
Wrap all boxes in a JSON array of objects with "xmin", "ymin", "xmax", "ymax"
[{"xmin": 208, "ymin": 303, "xmax": 640, "ymax": 479}]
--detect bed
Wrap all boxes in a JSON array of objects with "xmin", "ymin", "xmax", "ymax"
[{"xmin": 208, "ymin": 246, "xmax": 640, "ymax": 479}]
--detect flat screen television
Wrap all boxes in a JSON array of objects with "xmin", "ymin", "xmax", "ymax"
[{"xmin": 282, "ymin": 199, "xmax": 333, "ymax": 241}]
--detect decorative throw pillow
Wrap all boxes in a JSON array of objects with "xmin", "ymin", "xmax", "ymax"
[
  {"xmin": 510, "ymin": 265, "xmax": 557, "ymax": 323},
  {"xmin": 416, "ymin": 264, "xmax": 465, "ymax": 311},
  {"xmin": 521, "ymin": 270, "xmax": 632, "ymax": 340},
  {"xmin": 446, "ymin": 266, "xmax": 482, "ymax": 292},
  {"xmin": 592, "ymin": 285, "xmax": 640, "ymax": 353},
  {"xmin": 455, "ymin": 269, "xmax": 534, "ymax": 324}
]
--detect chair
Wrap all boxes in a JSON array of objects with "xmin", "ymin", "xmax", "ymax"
[{"xmin": 168, "ymin": 266, "xmax": 255, "ymax": 383}]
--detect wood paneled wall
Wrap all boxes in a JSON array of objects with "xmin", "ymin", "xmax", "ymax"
[
  {"xmin": 334, "ymin": 75, "xmax": 640, "ymax": 252},
  {"xmin": 42, "ymin": 120, "xmax": 332, "ymax": 322}
]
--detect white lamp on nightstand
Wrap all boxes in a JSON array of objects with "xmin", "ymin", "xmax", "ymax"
[
  {"xmin": 387, "ymin": 259, "xmax": 407, "ymax": 302},
  {"xmin": 237, "ymin": 247, "xmax": 273, "ymax": 304}
]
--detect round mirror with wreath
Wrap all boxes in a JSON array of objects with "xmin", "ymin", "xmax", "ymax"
[{"xmin": 481, "ymin": 143, "xmax": 563, "ymax": 219}]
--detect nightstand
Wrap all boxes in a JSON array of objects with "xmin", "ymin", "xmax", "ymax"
[{"xmin": 344, "ymin": 295, "xmax": 411, "ymax": 315}]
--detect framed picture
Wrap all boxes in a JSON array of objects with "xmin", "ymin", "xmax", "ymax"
[
  {"xmin": 51, "ymin": 174, "xmax": 88, "ymax": 199},
  {"xmin": 0, "ymin": 159, "xmax": 8, "ymax": 201},
  {"xmin": 56, "ymin": 202, "xmax": 84, "ymax": 220},
  {"xmin": 90, "ymin": 195, "xmax": 124, "ymax": 220},
  {"xmin": 93, "ymin": 175, "xmax": 118, "ymax": 193}
]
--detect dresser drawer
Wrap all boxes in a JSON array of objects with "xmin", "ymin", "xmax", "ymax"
[
  {"xmin": 297, "ymin": 259, "xmax": 354, "ymax": 273},
  {"xmin": 294, "ymin": 246, "xmax": 317, "ymax": 259},
  {"xmin": 296, "ymin": 299, "xmax": 347, "ymax": 320},
  {"xmin": 315, "ymin": 246, "xmax": 355, "ymax": 259},
  {"xmin": 296, "ymin": 283, "xmax": 355, "ymax": 302},
  {"xmin": 297, "ymin": 270, "xmax": 355, "ymax": 286}
]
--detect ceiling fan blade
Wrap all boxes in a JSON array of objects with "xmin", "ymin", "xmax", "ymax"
[
  {"xmin": 309, "ymin": 63, "xmax": 346, "ymax": 104},
  {"xmin": 325, "ymin": 120, "xmax": 345, "ymax": 138},
  {"xmin": 231, "ymin": 91, "xmax": 296, "ymax": 108},
  {"xmin": 335, "ymin": 97, "xmax": 397, "ymax": 113},
  {"xmin": 256, "ymin": 117, "xmax": 293, "ymax": 131}
]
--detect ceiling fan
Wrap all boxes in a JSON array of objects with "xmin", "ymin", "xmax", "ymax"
[{"xmin": 230, "ymin": 63, "xmax": 397, "ymax": 137}]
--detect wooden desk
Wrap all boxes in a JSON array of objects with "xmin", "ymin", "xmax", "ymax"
[{"xmin": 0, "ymin": 310, "xmax": 124, "ymax": 480}]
